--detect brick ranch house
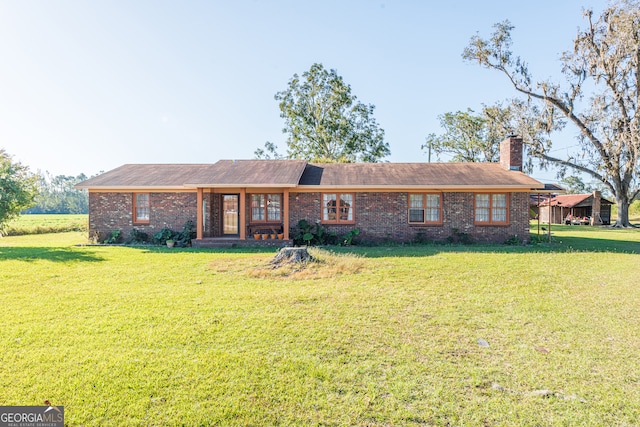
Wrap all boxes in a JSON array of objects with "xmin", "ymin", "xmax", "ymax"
[{"xmin": 76, "ymin": 137, "xmax": 546, "ymax": 245}]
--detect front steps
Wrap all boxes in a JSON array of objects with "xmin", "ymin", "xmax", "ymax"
[{"xmin": 192, "ymin": 238, "xmax": 293, "ymax": 249}]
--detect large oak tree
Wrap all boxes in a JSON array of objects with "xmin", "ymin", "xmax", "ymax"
[
  {"xmin": 463, "ymin": 0, "xmax": 640, "ymax": 226},
  {"xmin": 255, "ymin": 63, "xmax": 390, "ymax": 163}
]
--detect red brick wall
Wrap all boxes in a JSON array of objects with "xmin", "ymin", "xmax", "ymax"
[
  {"xmin": 208, "ymin": 193, "xmax": 221, "ymax": 237},
  {"xmin": 203, "ymin": 193, "xmax": 214, "ymax": 237},
  {"xmin": 289, "ymin": 191, "xmax": 531, "ymax": 244},
  {"xmin": 89, "ymin": 190, "xmax": 531, "ymax": 244},
  {"xmin": 88, "ymin": 192, "xmax": 197, "ymax": 240}
]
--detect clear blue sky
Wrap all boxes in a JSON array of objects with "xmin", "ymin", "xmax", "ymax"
[{"xmin": 0, "ymin": 0, "xmax": 600, "ymax": 183}]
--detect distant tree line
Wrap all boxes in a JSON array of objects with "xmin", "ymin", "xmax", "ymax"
[{"xmin": 24, "ymin": 172, "xmax": 89, "ymax": 214}]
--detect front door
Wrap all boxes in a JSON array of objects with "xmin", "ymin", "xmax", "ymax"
[{"xmin": 222, "ymin": 194, "xmax": 239, "ymax": 236}]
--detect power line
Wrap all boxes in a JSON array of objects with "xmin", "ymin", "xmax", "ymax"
[{"xmin": 545, "ymin": 144, "xmax": 582, "ymax": 153}]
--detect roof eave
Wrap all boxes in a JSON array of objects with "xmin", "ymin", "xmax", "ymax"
[
  {"xmin": 295, "ymin": 184, "xmax": 545, "ymax": 191},
  {"xmin": 183, "ymin": 183, "xmax": 300, "ymax": 189},
  {"xmin": 79, "ymin": 185, "xmax": 193, "ymax": 191}
]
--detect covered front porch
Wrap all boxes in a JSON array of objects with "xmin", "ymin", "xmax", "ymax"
[
  {"xmin": 192, "ymin": 187, "xmax": 293, "ymax": 245},
  {"xmin": 181, "ymin": 159, "xmax": 307, "ymax": 246}
]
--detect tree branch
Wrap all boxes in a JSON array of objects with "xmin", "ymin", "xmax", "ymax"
[
  {"xmin": 493, "ymin": 64, "xmax": 619, "ymax": 175},
  {"xmin": 535, "ymin": 150, "xmax": 614, "ymax": 194}
]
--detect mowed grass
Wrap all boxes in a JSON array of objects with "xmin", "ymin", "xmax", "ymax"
[
  {"xmin": 0, "ymin": 226, "xmax": 639, "ymax": 426},
  {"xmin": 3, "ymin": 214, "xmax": 88, "ymax": 236}
]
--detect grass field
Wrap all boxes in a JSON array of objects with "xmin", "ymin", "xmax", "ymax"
[
  {"xmin": 0, "ymin": 225, "xmax": 639, "ymax": 425},
  {"xmin": 3, "ymin": 214, "xmax": 88, "ymax": 236}
]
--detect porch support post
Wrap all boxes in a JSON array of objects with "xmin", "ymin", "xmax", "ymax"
[
  {"xmin": 548, "ymin": 195, "xmax": 552, "ymax": 243},
  {"xmin": 537, "ymin": 193, "xmax": 540, "ymax": 237},
  {"xmin": 239, "ymin": 188, "xmax": 246, "ymax": 240},
  {"xmin": 283, "ymin": 188, "xmax": 290, "ymax": 240},
  {"xmin": 196, "ymin": 187, "xmax": 204, "ymax": 240}
]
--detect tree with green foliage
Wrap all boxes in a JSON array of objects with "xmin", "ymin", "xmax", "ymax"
[
  {"xmin": 463, "ymin": 0, "xmax": 640, "ymax": 227},
  {"xmin": 0, "ymin": 149, "xmax": 37, "ymax": 233},
  {"xmin": 255, "ymin": 63, "xmax": 390, "ymax": 163},
  {"xmin": 559, "ymin": 176, "xmax": 592, "ymax": 194},
  {"xmin": 254, "ymin": 141, "xmax": 283, "ymax": 160},
  {"xmin": 423, "ymin": 104, "xmax": 513, "ymax": 163}
]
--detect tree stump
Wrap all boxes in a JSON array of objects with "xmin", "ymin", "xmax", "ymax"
[{"xmin": 271, "ymin": 247, "xmax": 313, "ymax": 266}]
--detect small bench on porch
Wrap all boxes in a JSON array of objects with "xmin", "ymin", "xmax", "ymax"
[{"xmin": 247, "ymin": 222, "xmax": 284, "ymax": 237}]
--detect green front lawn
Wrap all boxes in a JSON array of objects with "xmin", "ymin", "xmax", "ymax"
[{"xmin": 0, "ymin": 226, "xmax": 639, "ymax": 425}]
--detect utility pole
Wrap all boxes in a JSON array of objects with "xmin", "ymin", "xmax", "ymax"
[{"xmin": 423, "ymin": 138, "xmax": 432, "ymax": 163}]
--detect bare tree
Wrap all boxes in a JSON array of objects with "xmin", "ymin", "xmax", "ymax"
[{"xmin": 463, "ymin": 0, "xmax": 640, "ymax": 226}]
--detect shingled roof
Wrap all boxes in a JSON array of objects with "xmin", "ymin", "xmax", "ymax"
[
  {"xmin": 76, "ymin": 160, "xmax": 308, "ymax": 189},
  {"xmin": 298, "ymin": 162, "xmax": 543, "ymax": 189},
  {"xmin": 77, "ymin": 160, "xmax": 544, "ymax": 190},
  {"xmin": 184, "ymin": 160, "xmax": 308, "ymax": 188},
  {"xmin": 75, "ymin": 164, "xmax": 219, "ymax": 189},
  {"xmin": 540, "ymin": 193, "xmax": 614, "ymax": 208}
]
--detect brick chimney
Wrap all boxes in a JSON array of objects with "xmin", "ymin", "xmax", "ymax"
[{"xmin": 500, "ymin": 135, "xmax": 523, "ymax": 171}]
